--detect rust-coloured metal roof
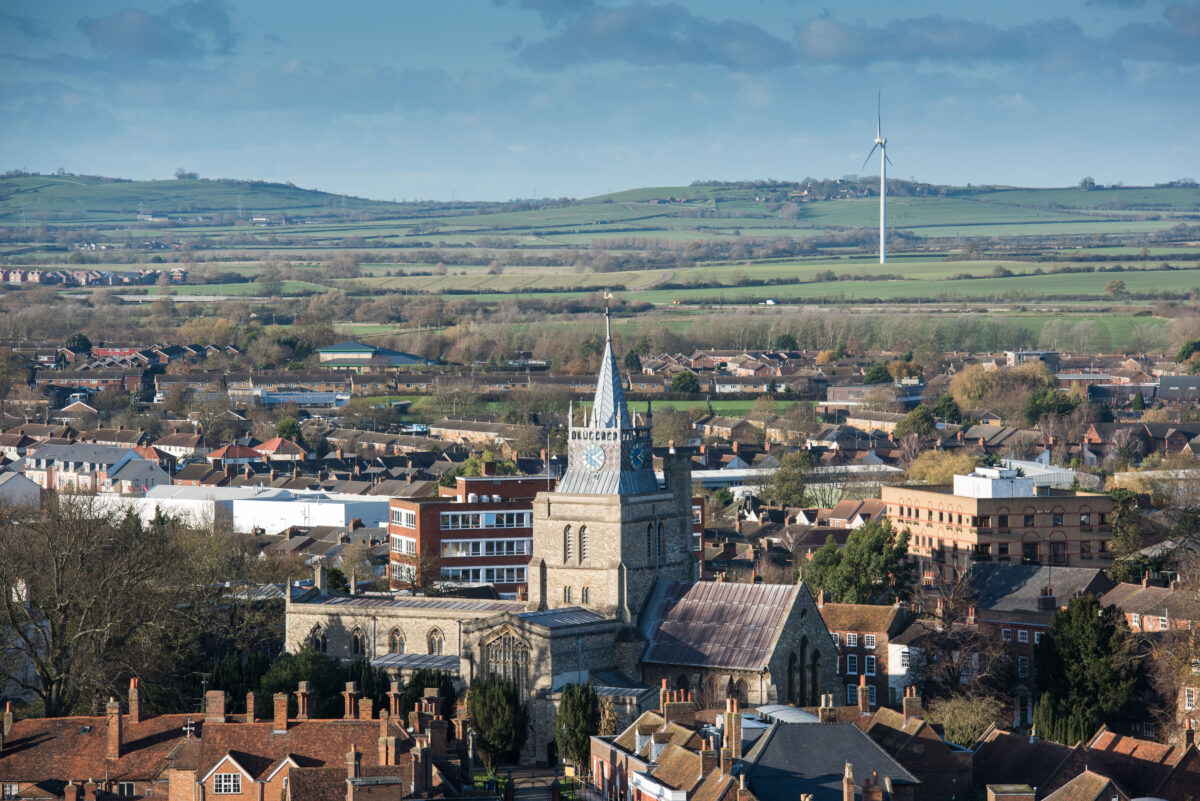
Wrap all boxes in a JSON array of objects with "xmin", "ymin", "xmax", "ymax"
[{"xmin": 641, "ymin": 581, "xmax": 797, "ymax": 670}]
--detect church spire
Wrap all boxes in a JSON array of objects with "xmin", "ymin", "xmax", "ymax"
[{"xmin": 589, "ymin": 296, "xmax": 631, "ymax": 429}]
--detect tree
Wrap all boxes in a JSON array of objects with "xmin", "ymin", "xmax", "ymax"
[
  {"xmin": 64, "ymin": 333, "xmax": 91, "ymax": 352},
  {"xmin": 1131, "ymin": 391, "xmax": 1145, "ymax": 411},
  {"xmin": 863, "ymin": 362, "xmax": 892, "ymax": 384},
  {"xmin": 623, "ymin": 351, "xmax": 642, "ymax": 373},
  {"xmin": 894, "ymin": 405, "xmax": 936, "ymax": 439},
  {"xmin": 769, "ymin": 450, "xmax": 812, "ymax": 507},
  {"xmin": 933, "ymin": 393, "xmax": 962, "ymax": 424},
  {"xmin": 926, "ymin": 692, "xmax": 1008, "ymax": 748},
  {"xmin": 400, "ymin": 669, "xmax": 457, "ymax": 718},
  {"xmin": 556, "ymin": 683, "xmax": 600, "ymax": 777},
  {"xmin": 468, "ymin": 676, "xmax": 529, "ymax": 775},
  {"xmin": 1105, "ymin": 280, "xmax": 1128, "ymax": 298},
  {"xmin": 1177, "ymin": 339, "xmax": 1200, "ymax": 364},
  {"xmin": 275, "ymin": 416, "xmax": 304, "ymax": 445},
  {"xmin": 804, "ymin": 519, "xmax": 914, "ymax": 604},
  {"xmin": 1032, "ymin": 595, "xmax": 1144, "ymax": 745},
  {"xmin": 1107, "ymin": 488, "xmax": 1146, "ymax": 583},
  {"xmin": 906, "ymin": 451, "xmax": 980, "ymax": 485},
  {"xmin": 773, "ymin": 332, "xmax": 798, "ymax": 351},
  {"xmin": 1079, "ymin": 176, "xmax": 1096, "ymax": 191},
  {"xmin": 258, "ymin": 649, "xmax": 364, "ymax": 718},
  {"xmin": 670, "ymin": 370, "xmax": 700, "ymax": 393},
  {"xmin": 1022, "ymin": 388, "xmax": 1080, "ymax": 426}
]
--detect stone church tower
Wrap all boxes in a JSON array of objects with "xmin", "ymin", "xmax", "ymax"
[{"xmin": 526, "ymin": 308, "xmax": 695, "ymax": 622}]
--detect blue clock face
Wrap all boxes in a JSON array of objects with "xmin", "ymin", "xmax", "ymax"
[
  {"xmin": 583, "ymin": 444, "xmax": 606, "ymax": 470},
  {"xmin": 629, "ymin": 441, "xmax": 649, "ymax": 469}
]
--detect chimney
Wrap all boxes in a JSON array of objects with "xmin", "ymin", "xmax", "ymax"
[
  {"xmin": 346, "ymin": 747, "xmax": 361, "ymax": 779},
  {"xmin": 106, "ymin": 698, "xmax": 122, "ymax": 760},
  {"xmin": 858, "ymin": 674, "xmax": 870, "ymax": 715},
  {"xmin": 481, "ymin": 460, "xmax": 496, "ymax": 476},
  {"xmin": 350, "ymin": 518, "xmax": 363, "ymax": 530},
  {"xmin": 295, "ymin": 681, "xmax": 311, "ymax": 720},
  {"xmin": 379, "ymin": 734, "xmax": 399, "ymax": 767},
  {"xmin": 819, "ymin": 693, "xmax": 837, "ymax": 723},
  {"xmin": 83, "ymin": 781, "xmax": 97, "ymax": 801},
  {"xmin": 724, "ymin": 697, "xmax": 743, "ymax": 759},
  {"xmin": 659, "ymin": 678, "xmax": 669, "ymax": 714},
  {"xmin": 1184, "ymin": 718, "xmax": 1195, "ymax": 749},
  {"xmin": 429, "ymin": 715, "xmax": 449, "ymax": 755},
  {"xmin": 314, "ymin": 563, "xmax": 327, "ymax": 592},
  {"xmin": 273, "ymin": 693, "xmax": 288, "ymax": 733},
  {"xmin": 387, "ymin": 681, "xmax": 403, "ymax": 718},
  {"xmin": 2, "ymin": 703, "xmax": 10, "ymax": 738},
  {"xmin": 245, "ymin": 691, "xmax": 257, "ymax": 723},
  {"xmin": 357, "ymin": 697, "xmax": 374, "ymax": 722},
  {"xmin": 700, "ymin": 736, "xmax": 718, "ymax": 776},
  {"xmin": 662, "ymin": 689, "xmax": 695, "ymax": 727},
  {"xmin": 719, "ymin": 747, "xmax": 733, "ymax": 776},
  {"xmin": 1142, "ymin": 572, "xmax": 1150, "ymax": 588},
  {"xmin": 843, "ymin": 762, "xmax": 855, "ymax": 801},
  {"xmin": 902, "ymin": 687, "xmax": 924, "ymax": 721},
  {"xmin": 64, "ymin": 784, "xmax": 79, "ymax": 801},
  {"xmin": 817, "ymin": 590, "xmax": 827, "ymax": 608},
  {"xmin": 343, "ymin": 682, "xmax": 360, "ymax": 720},
  {"xmin": 205, "ymin": 690, "xmax": 226, "ymax": 723},
  {"xmin": 129, "ymin": 678, "xmax": 143, "ymax": 724}
]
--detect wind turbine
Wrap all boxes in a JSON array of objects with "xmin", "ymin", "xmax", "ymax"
[{"xmin": 862, "ymin": 91, "xmax": 892, "ymax": 264}]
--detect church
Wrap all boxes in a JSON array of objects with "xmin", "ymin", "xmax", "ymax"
[{"xmin": 285, "ymin": 309, "xmax": 838, "ymax": 764}]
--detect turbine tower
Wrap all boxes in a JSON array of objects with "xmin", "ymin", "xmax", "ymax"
[{"xmin": 862, "ymin": 91, "xmax": 892, "ymax": 264}]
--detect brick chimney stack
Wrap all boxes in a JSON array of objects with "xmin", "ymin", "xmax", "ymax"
[
  {"xmin": 205, "ymin": 690, "xmax": 227, "ymax": 723},
  {"xmin": 842, "ymin": 762, "xmax": 855, "ymax": 801},
  {"xmin": 273, "ymin": 693, "xmax": 289, "ymax": 733},
  {"xmin": 295, "ymin": 681, "xmax": 311, "ymax": 720},
  {"xmin": 359, "ymin": 698, "xmax": 374, "ymax": 721},
  {"xmin": 346, "ymin": 747, "xmax": 361, "ymax": 779},
  {"xmin": 245, "ymin": 691, "xmax": 257, "ymax": 723},
  {"xmin": 724, "ymin": 697, "xmax": 742, "ymax": 759},
  {"xmin": 128, "ymin": 678, "xmax": 143, "ymax": 724},
  {"xmin": 902, "ymin": 686, "xmax": 923, "ymax": 721},
  {"xmin": 106, "ymin": 697, "xmax": 122, "ymax": 760},
  {"xmin": 819, "ymin": 693, "xmax": 837, "ymax": 723},
  {"xmin": 343, "ymin": 682, "xmax": 360, "ymax": 720},
  {"xmin": 700, "ymin": 736, "xmax": 718, "ymax": 777},
  {"xmin": 387, "ymin": 681, "xmax": 403, "ymax": 718},
  {"xmin": 719, "ymin": 747, "xmax": 733, "ymax": 776},
  {"xmin": 429, "ymin": 715, "xmax": 449, "ymax": 755},
  {"xmin": 858, "ymin": 674, "xmax": 870, "ymax": 715},
  {"xmin": 1184, "ymin": 718, "xmax": 1195, "ymax": 749},
  {"xmin": 64, "ymin": 783, "xmax": 78, "ymax": 801}
]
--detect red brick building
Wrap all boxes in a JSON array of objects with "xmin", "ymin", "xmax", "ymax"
[{"xmin": 817, "ymin": 597, "xmax": 915, "ymax": 709}]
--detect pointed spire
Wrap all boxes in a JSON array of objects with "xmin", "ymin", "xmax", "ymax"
[{"xmin": 589, "ymin": 295, "xmax": 631, "ymax": 429}]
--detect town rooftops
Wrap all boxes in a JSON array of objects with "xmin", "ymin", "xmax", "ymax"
[
  {"xmin": 24, "ymin": 442, "xmax": 139, "ymax": 467},
  {"xmin": 967, "ymin": 564, "xmax": 1115, "ymax": 613}
]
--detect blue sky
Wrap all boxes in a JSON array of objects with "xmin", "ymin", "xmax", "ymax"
[{"xmin": 2, "ymin": 0, "xmax": 1197, "ymax": 200}]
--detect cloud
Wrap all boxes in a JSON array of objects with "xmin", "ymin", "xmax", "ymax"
[
  {"xmin": 502, "ymin": 0, "xmax": 798, "ymax": 71},
  {"xmin": 1086, "ymin": 0, "xmax": 1146, "ymax": 8},
  {"xmin": 0, "ymin": 11, "xmax": 53, "ymax": 39},
  {"xmin": 1112, "ymin": 1, "xmax": 1200, "ymax": 62},
  {"xmin": 77, "ymin": 1, "xmax": 238, "ymax": 61}
]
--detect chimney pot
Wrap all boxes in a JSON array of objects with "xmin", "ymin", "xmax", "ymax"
[{"xmin": 295, "ymin": 681, "xmax": 311, "ymax": 720}]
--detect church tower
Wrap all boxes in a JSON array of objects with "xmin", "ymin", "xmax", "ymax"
[{"xmin": 526, "ymin": 306, "xmax": 695, "ymax": 621}]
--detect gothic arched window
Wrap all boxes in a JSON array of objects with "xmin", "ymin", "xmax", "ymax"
[
  {"xmin": 581, "ymin": 586, "xmax": 590, "ymax": 605},
  {"xmin": 310, "ymin": 626, "xmax": 327, "ymax": 653},
  {"xmin": 428, "ymin": 628, "xmax": 444, "ymax": 655},
  {"xmin": 657, "ymin": 522, "xmax": 665, "ymax": 562},
  {"xmin": 350, "ymin": 627, "xmax": 365, "ymax": 656},
  {"xmin": 389, "ymin": 629, "xmax": 405, "ymax": 654},
  {"xmin": 564, "ymin": 586, "xmax": 573, "ymax": 604},
  {"xmin": 564, "ymin": 525, "xmax": 574, "ymax": 563},
  {"xmin": 579, "ymin": 526, "xmax": 589, "ymax": 562},
  {"xmin": 647, "ymin": 524, "xmax": 653, "ymax": 560},
  {"xmin": 484, "ymin": 632, "xmax": 530, "ymax": 696}
]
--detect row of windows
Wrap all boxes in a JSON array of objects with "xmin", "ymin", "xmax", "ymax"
[
  {"xmin": 843, "ymin": 654, "xmax": 877, "ymax": 675},
  {"xmin": 311, "ymin": 625, "xmax": 444, "ymax": 656},
  {"xmin": 831, "ymin": 633, "xmax": 876, "ymax": 649},
  {"xmin": 441, "ymin": 566, "xmax": 527, "ymax": 584},
  {"xmin": 846, "ymin": 684, "xmax": 877, "ymax": 706},
  {"xmin": 564, "ymin": 526, "xmax": 590, "ymax": 562},
  {"xmin": 441, "ymin": 511, "xmax": 532, "ymax": 530},
  {"xmin": 895, "ymin": 507, "xmax": 1106, "ymax": 528},
  {"xmin": 442, "ymin": 537, "xmax": 532, "ymax": 558},
  {"xmin": 564, "ymin": 586, "xmax": 591, "ymax": 604},
  {"xmin": 391, "ymin": 509, "xmax": 417, "ymax": 528},
  {"xmin": 390, "ymin": 535, "xmax": 416, "ymax": 555},
  {"xmin": 1001, "ymin": 628, "xmax": 1044, "ymax": 645},
  {"xmin": 1130, "ymin": 613, "xmax": 1170, "ymax": 629},
  {"xmin": 916, "ymin": 538, "xmax": 1109, "ymax": 558},
  {"xmin": 214, "ymin": 774, "xmax": 242, "ymax": 794}
]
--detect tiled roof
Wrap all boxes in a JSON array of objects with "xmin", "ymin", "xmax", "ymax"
[
  {"xmin": 197, "ymin": 719, "xmax": 401, "ymax": 778},
  {"xmin": 1041, "ymin": 770, "xmax": 1127, "ymax": 801},
  {"xmin": 817, "ymin": 602, "xmax": 903, "ymax": 635},
  {"xmin": 650, "ymin": 744, "xmax": 704, "ymax": 793},
  {"xmin": 641, "ymin": 581, "xmax": 798, "ymax": 670}
]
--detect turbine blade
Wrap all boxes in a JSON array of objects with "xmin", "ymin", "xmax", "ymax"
[
  {"xmin": 885, "ymin": 152, "xmax": 894, "ymax": 168},
  {"xmin": 861, "ymin": 144, "xmax": 880, "ymax": 173},
  {"xmin": 876, "ymin": 88, "xmax": 882, "ymax": 137}
]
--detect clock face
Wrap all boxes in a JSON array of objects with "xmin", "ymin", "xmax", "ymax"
[
  {"xmin": 582, "ymin": 443, "xmax": 606, "ymax": 470},
  {"xmin": 629, "ymin": 441, "xmax": 649, "ymax": 470}
]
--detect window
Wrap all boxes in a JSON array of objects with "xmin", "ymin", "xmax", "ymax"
[
  {"xmin": 391, "ymin": 535, "xmax": 416, "ymax": 555},
  {"xmin": 310, "ymin": 626, "xmax": 327, "ymax": 653},
  {"xmin": 865, "ymin": 655, "xmax": 876, "ymax": 676},
  {"xmin": 1052, "ymin": 513, "xmax": 1064, "ymax": 526},
  {"xmin": 1024, "ymin": 514, "xmax": 1035, "ymax": 527},
  {"xmin": 868, "ymin": 685, "xmax": 877, "ymax": 706},
  {"xmin": 428, "ymin": 629, "xmax": 444, "ymax": 655},
  {"xmin": 117, "ymin": 783, "xmax": 135, "ymax": 797},
  {"xmin": 846, "ymin": 654, "xmax": 858, "ymax": 674},
  {"xmin": 846, "ymin": 684, "xmax": 858, "ymax": 705},
  {"xmin": 441, "ymin": 538, "xmax": 530, "ymax": 558},
  {"xmin": 564, "ymin": 586, "xmax": 572, "ymax": 604},
  {"xmin": 1159, "ymin": 616, "xmax": 1169, "ymax": 629},
  {"xmin": 391, "ymin": 508, "xmax": 416, "ymax": 528},
  {"xmin": 1080, "ymin": 513, "xmax": 1091, "ymax": 527},
  {"xmin": 1018, "ymin": 656, "xmax": 1029, "ymax": 678},
  {"xmin": 214, "ymin": 774, "xmax": 242, "ymax": 795},
  {"xmin": 390, "ymin": 562, "xmax": 414, "ymax": 583},
  {"xmin": 579, "ymin": 526, "xmax": 589, "ymax": 561},
  {"xmin": 998, "ymin": 542, "xmax": 1009, "ymax": 558},
  {"xmin": 389, "ymin": 629, "xmax": 405, "ymax": 654},
  {"xmin": 657, "ymin": 523, "xmax": 664, "ymax": 562},
  {"xmin": 846, "ymin": 633, "xmax": 858, "ymax": 647},
  {"xmin": 1034, "ymin": 632, "xmax": 1043, "ymax": 644},
  {"xmin": 1018, "ymin": 630, "xmax": 1029, "ymax": 644},
  {"xmin": 351, "ymin": 628, "xmax": 365, "ymax": 656},
  {"xmin": 1079, "ymin": 541, "xmax": 1091, "ymax": 558},
  {"xmin": 3, "ymin": 786, "xmax": 19, "ymax": 800},
  {"xmin": 440, "ymin": 511, "xmax": 531, "ymax": 530},
  {"xmin": 564, "ymin": 526, "xmax": 574, "ymax": 562},
  {"xmin": 998, "ymin": 514, "xmax": 1009, "ymax": 528},
  {"xmin": 864, "ymin": 634, "xmax": 876, "ymax": 649},
  {"xmin": 1002, "ymin": 628, "xmax": 1012, "ymax": 642},
  {"xmin": 901, "ymin": 650, "xmax": 910, "ymax": 669},
  {"xmin": 1131, "ymin": 613, "xmax": 1140, "ymax": 627},
  {"xmin": 581, "ymin": 586, "xmax": 590, "ymax": 604},
  {"xmin": 831, "ymin": 633, "xmax": 839, "ymax": 646},
  {"xmin": 1186, "ymin": 687, "xmax": 1196, "ymax": 710}
]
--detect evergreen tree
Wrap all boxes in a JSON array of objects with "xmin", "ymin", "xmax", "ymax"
[
  {"xmin": 555, "ymin": 683, "xmax": 600, "ymax": 777},
  {"xmin": 401, "ymin": 668, "xmax": 458, "ymax": 717},
  {"xmin": 769, "ymin": 450, "xmax": 812, "ymax": 507},
  {"xmin": 895, "ymin": 405, "xmax": 936, "ymax": 438},
  {"xmin": 805, "ymin": 519, "xmax": 914, "ymax": 604},
  {"xmin": 207, "ymin": 651, "xmax": 274, "ymax": 714},
  {"xmin": 1107, "ymin": 488, "xmax": 1145, "ymax": 583},
  {"xmin": 772, "ymin": 333, "xmax": 798, "ymax": 351},
  {"xmin": 863, "ymin": 362, "xmax": 892, "ymax": 384},
  {"xmin": 623, "ymin": 350, "xmax": 642, "ymax": 373},
  {"xmin": 258, "ymin": 648, "xmax": 349, "ymax": 718},
  {"xmin": 1131, "ymin": 391, "xmax": 1145, "ymax": 411},
  {"xmin": 1032, "ymin": 595, "xmax": 1144, "ymax": 745},
  {"xmin": 933, "ymin": 393, "xmax": 962, "ymax": 424},
  {"xmin": 670, "ymin": 370, "xmax": 700, "ymax": 393},
  {"xmin": 468, "ymin": 676, "xmax": 529, "ymax": 776}
]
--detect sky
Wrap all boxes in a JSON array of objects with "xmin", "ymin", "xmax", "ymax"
[{"xmin": 1, "ymin": 0, "xmax": 1198, "ymax": 201}]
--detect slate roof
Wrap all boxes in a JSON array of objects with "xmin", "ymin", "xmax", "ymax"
[
  {"xmin": 516, "ymin": 606, "xmax": 610, "ymax": 629},
  {"xmin": 741, "ymin": 722, "xmax": 918, "ymax": 801},
  {"xmin": 370, "ymin": 653, "xmax": 461, "ymax": 672},
  {"xmin": 25, "ymin": 442, "xmax": 137, "ymax": 467},
  {"xmin": 640, "ymin": 581, "xmax": 798, "ymax": 670},
  {"xmin": 967, "ymin": 564, "xmax": 1115, "ymax": 612}
]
